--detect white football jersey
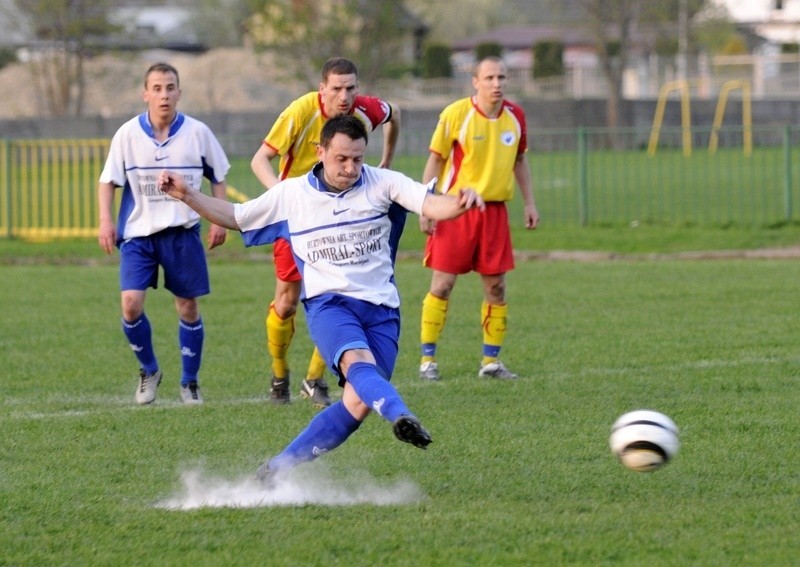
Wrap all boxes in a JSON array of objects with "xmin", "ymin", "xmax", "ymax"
[
  {"xmin": 99, "ymin": 112, "xmax": 230, "ymax": 240},
  {"xmin": 234, "ymin": 164, "xmax": 430, "ymax": 308}
]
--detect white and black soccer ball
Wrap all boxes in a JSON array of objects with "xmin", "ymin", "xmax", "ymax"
[{"xmin": 609, "ymin": 410, "xmax": 680, "ymax": 472}]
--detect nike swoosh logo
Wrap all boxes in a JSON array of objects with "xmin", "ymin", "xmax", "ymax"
[
  {"xmin": 155, "ymin": 155, "xmax": 168, "ymax": 161},
  {"xmin": 333, "ymin": 208, "xmax": 350, "ymax": 215}
]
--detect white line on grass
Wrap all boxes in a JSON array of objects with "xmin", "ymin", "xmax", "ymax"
[
  {"xmin": 568, "ymin": 355, "xmax": 800, "ymax": 379},
  {"xmin": 5, "ymin": 355, "xmax": 796, "ymax": 421},
  {"xmin": 1, "ymin": 395, "xmax": 270, "ymax": 421}
]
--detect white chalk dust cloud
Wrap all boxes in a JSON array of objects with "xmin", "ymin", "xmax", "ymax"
[{"xmin": 155, "ymin": 465, "xmax": 426, "ymax": 510}]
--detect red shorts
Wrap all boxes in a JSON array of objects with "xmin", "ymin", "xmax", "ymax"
[
  {"xmin": 423, "ymin": 202, "xmax": 515, "ymax": 275},
  {"xmin": 273, "ymin": 238, "xmax": 301, "ymax": 282}
]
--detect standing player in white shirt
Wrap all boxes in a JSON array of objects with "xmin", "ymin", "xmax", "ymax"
[
  {"xmin": 98, "ymin": 62, "xmax": 230, "ymax": 405},
  {"xmin": 157, "ymin": 115, "xmax": 484, "ymax": 479}
]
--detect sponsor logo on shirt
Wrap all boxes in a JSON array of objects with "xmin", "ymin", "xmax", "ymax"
[{"xmin": 306, "ymin": 227, "xmax": 384, "ymax": 265}]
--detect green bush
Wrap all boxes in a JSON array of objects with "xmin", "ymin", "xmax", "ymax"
[
  {"xmin": 379, "ymin": 62, "xmax": 418, "ymax": 79},
  {"xmin": 422, "ymin": 43, "xmax": 452, "ymax": 78},
  {"xmin": 655, "ymin": 36, "xmax": 679, "ymax": 57},
  {"xmin": 475, "ymin": 41, "xmax": 502, "ymax": 60},
  {"xmin": 0, "ymin": 48, "xmax": 17, "ymax": 70},
  {"xmin": 532, "ymin": 40, "xmax": 564, "ymax": 78},
  {"xmin": 605, "ymin": 40, "xmax": 621, "ymax": 58}
]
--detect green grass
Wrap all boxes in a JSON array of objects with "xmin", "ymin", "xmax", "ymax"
[
  {"xmin": 5, "ymin": 217, "xmax": 800, "ymax": 264},
  {"xmin": 3, "ymin": 142, "xmax": 800, "ymax": 564},
  {"xmin": 6, "ymin": 133, "xmax": 800, "ymax": 238},
  {"xmin": 6, "ymin": 148, "xmax": 800, "ymax": 261},
  {"xmin": 2, "ymin": 258, "xmax": 800, "ymax": 565}
]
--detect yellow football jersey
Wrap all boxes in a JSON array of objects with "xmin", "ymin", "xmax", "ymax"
[
  {"xmin": 263, "ymin": 92, "xmax": 392, "ymax": 180},
  {"xmin": 429, "ymin": 97, "xmax": 527, "ymax": 202}
]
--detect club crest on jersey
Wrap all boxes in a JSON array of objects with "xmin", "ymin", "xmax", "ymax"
[{"xmin": 501, "ymin": 131, "xmax": 516, "ymax": 146}]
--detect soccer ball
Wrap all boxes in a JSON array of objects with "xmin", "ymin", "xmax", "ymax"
[{"xmin": 609, "ymin": 410, "xmax": 680, "ymax": 472}]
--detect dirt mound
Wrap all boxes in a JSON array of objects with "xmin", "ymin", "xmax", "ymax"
[{"xmin": 0, "ymin": 48, "xmax": 303, "ymax": 119}]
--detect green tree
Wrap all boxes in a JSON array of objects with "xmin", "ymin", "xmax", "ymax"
[
  {"xmin": 355, "ymin": 0, "xmax": 420, "ymax": 83},
  {"xmin": 579, "ymin": 0, "xmax": 719, "ymax": 130},
  {"xmin": 246, "ymin": 0, "xmax": 412, "ymax": 88},
  {"xmin": 580, "ymin": 0, "xmax": 637, "ymax": 131},
  {"xmin": 12, "ymin": 0, "xmax": 118, "ymax": 117},
  {"xmin": 189, "ymin": 0, "xmax": 251, "ymax": 48},
  {"xmin": 692, "ymin": 4, "xmax": 739, "ymax": 56}
]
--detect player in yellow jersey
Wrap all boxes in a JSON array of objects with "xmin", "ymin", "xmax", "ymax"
[
  {"xmin": 251, "ymin": 57, "xmax": 401, "ymax": 405},
  {"xmin": 418, "ymin": 56, "xmax": 539, "ymax": 381}
]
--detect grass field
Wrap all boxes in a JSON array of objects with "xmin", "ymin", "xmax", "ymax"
[
  {"xmin": 3, "ymin": 251, "xmax": 800, "ymax": 564},
  {"xmin": 3, "ymin": 143, "xmax": 800, "ymax": 564}
]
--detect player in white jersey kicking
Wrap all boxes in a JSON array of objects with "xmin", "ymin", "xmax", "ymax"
[
  {"xmin": 157, "ymin": 115, "xmax": 484, "ymax": 479},
  {"xmin": 98, "ymin": 62, "xmax": 230, "ymax": 405}
]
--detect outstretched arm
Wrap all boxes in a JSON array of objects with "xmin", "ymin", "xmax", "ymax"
[
  {"xmin": 419, "ymin": 152, "xmax": 446, "ymax": 234},
  {"xmin": 421, "ymin": 189, "xmax": 485, "ymax": 221},
  {"xmin": 158, "ymin": 170, "xmax": 241, "ymax": 230},
  {"xmin": 206, "ymin": 180, "xmax": 229, "ymax": 249}
]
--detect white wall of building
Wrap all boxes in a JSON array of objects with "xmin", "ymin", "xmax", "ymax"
[{"xmin": 719, "ymin": 0, "xmax": 800, "ymax": 21}]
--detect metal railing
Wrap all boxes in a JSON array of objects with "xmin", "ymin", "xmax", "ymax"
[
  {"xmin": 528, "ymin": 125, "xmax": 799, "ymax": 226},
  {"xmin": 1, "ymin": 139, "xmax": 109, "ymax": 240},
  {"xmin": 0, "ymin": 139, "xmax": 250, "ymax": 240},
  {"xmin": 2, "ymin": 125, "xmax": 800, "ymax": 240}
]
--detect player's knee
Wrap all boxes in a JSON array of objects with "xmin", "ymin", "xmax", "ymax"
[
  {"xmin": 121, "ymin": 294, "xmax": 144, "ymax": 321},
  {"xmin": 487, "ymin": 281, "xmax": 506, "ymax": 302},
  {"xmin": 429, "ymin": 280, "xmax": 455, "ymax": 299},
  {"xmin": 175, "ymin": 297, "xmax": 200, "ymax": 322},
  {"xmin": 342, "ymin": 385, "xmax": 370, "ymax": 421},
  {"xmin": 429, "ymin": 272, "xmax": 457, "ymax": 299},
  {"xmin": 429, "ymin": 287, "xmax": 452, "ymax": 300}
]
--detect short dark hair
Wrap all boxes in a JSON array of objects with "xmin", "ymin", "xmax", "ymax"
[
  {"xmin": 145, "ymin": 62, "xmax": 179, "ymax": 87},
  {"xmin": 473, "ymin": 55, "xmax": 505, "ymax": 77},
  {"xmin": 320, "ymin": 115, "xmax": 368, "ymax": 148},
  {"xmin": 321, "ymin": 57, "xmax": 359, "ymax": 81}
]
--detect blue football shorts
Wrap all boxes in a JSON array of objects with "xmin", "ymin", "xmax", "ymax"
[
  {"xmin": 119, "ymin": 224, "xmax": 210, "ymax": 298},
  {"xmin": 304, "ymin": 293, "xmax": 400, "ymax": 386}
]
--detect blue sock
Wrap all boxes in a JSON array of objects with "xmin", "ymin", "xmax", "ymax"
[
  {"xmin": 122, "ymin": 314, "xmax": 158, "ymax": 374},
  {"xmin": 483, "ymin": 344, "xmax": 501, "ymax": 358},
  {"xmin": 179, "ymin": 318, "xmax": 204, "ymax": 386},
  {"xmin": 269, "ymin": 401, "xmax": 362, "ymax": 472},
  {"xmin": 422, "ymin": 343, "xmax": 437, "ymax": 357},
  {"xmin": 346, "ymin": 361, "xmax": 411, "ymax": 423}
]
